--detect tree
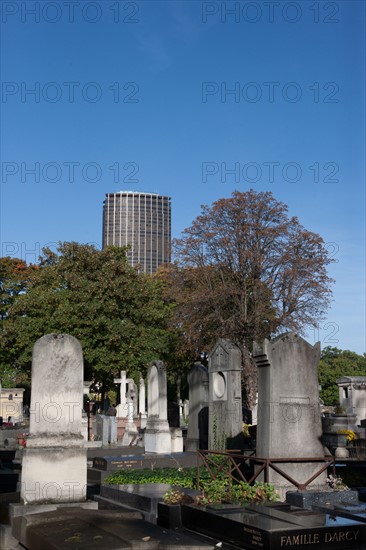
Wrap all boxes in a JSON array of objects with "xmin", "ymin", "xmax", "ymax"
[
  {"xmin": 0, "ymin": 257, "xmax": 38, "ymax": 321},
  {"xmin": 0, "ymin": 257, "xmax": 38, "ymax": 386},
  {"xmin": 318, "ymin": 347, "xmax": 366, "ymax": 405},
  {"xmin": 0, "ymin": 243, "xmax": 172, "ymax": 393},
  {"xmin": 160, "ymin": 190, "xmax": 335, "ymax": 407}
]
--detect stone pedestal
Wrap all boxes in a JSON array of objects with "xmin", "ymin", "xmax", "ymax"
[
  {"xmin": 170, "ymin": 428, "xmax": 183, "ymax": 452},
  {"xmin": 21, "ymin": 435, "xmax": 87, "ymax": 503},
  {"xmin": 122, "ymin": 400, "xmax": 138, "ymax": 445},
  {"xmin": 145, "ymin": 420, "xmax": 172, "ymax": 453}
]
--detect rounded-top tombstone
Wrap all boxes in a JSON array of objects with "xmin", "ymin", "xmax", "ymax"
[
  {"xmin": 144, "ymin": 360, "xmax": 171, "ymax": 453},
  {"xmin": 21, "ymin": 334, "xmax": 87, "ymax": 504},
  {"xmin": 30, "ymin": 334, "xmax": 84, "ymax": 435}
]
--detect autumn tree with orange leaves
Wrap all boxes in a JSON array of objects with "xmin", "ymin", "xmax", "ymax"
[{"xmin": 158, "ymin": 190, "xmax": 334, "ymax": 407}]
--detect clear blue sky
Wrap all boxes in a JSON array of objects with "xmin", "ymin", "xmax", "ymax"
[{"xmin": 1, "ymin": 1, "xmax": 365, "ymax": 354}]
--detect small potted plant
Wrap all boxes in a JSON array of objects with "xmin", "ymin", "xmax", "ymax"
[{"xmin": 157, "ymin": 489, "xmax": 194, "ymax": 529}]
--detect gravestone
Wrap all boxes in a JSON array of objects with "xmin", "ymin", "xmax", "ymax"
[
  {"xmin": 253, "ymin": 332, "xmax": 326, "ymax": 493},
  {"xmin": 208, "ymin": 340, "xmax": 243, "ymax": 450},
  {"xmin": 139, "ymin": 376, "xmax": 147, "ymax": 428},
  {"xmin": 145, "ymin": 360, "xmax": 171, "ymax": 454},
  {"xmin": 21, "ymin": 334, "xmax": 86, "ymax": 504},
  {"xmin": 114, "ymin": 371, "xmax": 127, "ymax": 419},
  {"xmin": 180, "ymin": 502, "xmax": 366, "ymax": 550},
  {"xmin": 96, "ymin": 415, "xmax": 118, "ymax": 445},
  {"xmin": 183, "ymin": 399, "xmax": 189, "ymax": 423},
  {"xmin": 126, "ymin": 378, "xmax": 139, "ymax": 418},
  {"xmin": 167, "ymin": 402, "xmax": 180, "ymax": 428},
  {"xmin": 109, "ymin": 416, "xmax": 118, "ymax": 444},
  {"xmin": 186, "ymin": 362, "xmax": 209, "ymax": 452},
  {"xmin": 96, "ymin": 415, "xmax": 110, "ymax": 446},
  {"xmin": 178, "ymin": 399, "xmax": 186, "ymax": 427},
  {"xmin": 336, "ymin": 376, "xmax": 366, "ymax": 427},
  {"xmin": 122, "ymin": 382, "xmax": 138, "ymax": 445},
  {"xmin": 0, "ymin": 387, "xmax": 25, "ymax": 424}
]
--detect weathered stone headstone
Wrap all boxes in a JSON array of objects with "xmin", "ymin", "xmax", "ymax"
[
  {"xmin": 21, "ymin": 334, "xmax": 86, "ymax": 504},
  {"xmin": 186, "ymin": 362, "xmax": 209, "ymax": 452},
  {"xmin": 122, "ymin": 381, "xmax": 139, "ymax": 445},
  {"xmin": 126, "ymin": 378, "xmax": 139, "ymax": 418},
  {"xmin": 145, "ymin": 360, "xmax": 171, "ymax": 454},
  {"xmin": 183, "ymin": 399, "xmax": 189, "ymax": 423},
  {"xmin": 336, "ymin": 376, "xmax": 366, "ymax": 428},
  {"xmin": 253, "ymin": 332, "xmax": 326, "ymax": 493},
  {"xmin": 208, "ymin": 340, "xmax": 243, "ymax": 450},
  {"xmin": 96, "ymin": 414, "xmax": 110, "ymax": 446},
  {"xmin": 0, "ymin": 387, "xmax": 25, "ymax": 424},
  {"xmin": 109, "ymin": 416, "xmax": 118, "ymax": 444},
  {"xmin": 114, "ymin": 371, "xmax": 127, "ymax": 419},
  {"xmin": 178, "ymin": 399, "xmax": 186, "ymax": 427},
  {"xmin": 139, "ymin": 376, "xmax": 147, "ymax": 428}
]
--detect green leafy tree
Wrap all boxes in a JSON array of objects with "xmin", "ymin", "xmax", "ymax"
[
  {"xmin": 0, "ymin": 257, "xmax": 38, "ymax": 386},
  {"xmin": 0, "ymin": 257, "xmax": 38, "ymax": 321},
  {"xmin": 0, "ymin": 243, "xmax": 172, "ymax": 393},
  {"xmin": 159, "ymin": 190, "xmax": 335, "ymax": 407},
  {"xmin": 318, "ymin": 347, "xmax": 366, "ymax": 405}
]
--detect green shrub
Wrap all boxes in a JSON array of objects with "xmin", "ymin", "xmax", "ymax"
[
  {"xmin": 105, "ymin": 463, "xmax": 279, "ymax": 505},
  {"xmin": 105, "ymin": 467, "xmax": 197, "ymax": 488}
]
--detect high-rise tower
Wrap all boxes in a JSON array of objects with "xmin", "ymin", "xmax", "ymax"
[{"xmin": 102, "ymin": 191, "xmax": 171, "ymax": 274}]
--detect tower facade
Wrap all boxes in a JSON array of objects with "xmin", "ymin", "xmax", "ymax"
[{"xmin": 102, "ymin": 191, "xmax": 171, "ymax": 274}]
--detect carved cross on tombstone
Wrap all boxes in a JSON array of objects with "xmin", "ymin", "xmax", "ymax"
[{"xmin": 214, "ymin": 345, "xmax": 226, "ymax": 368}]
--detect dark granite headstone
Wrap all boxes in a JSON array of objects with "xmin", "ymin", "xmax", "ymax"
[
  {"xmin": 286, "ymin": 490, "xmax": 359, "ymax": 510},
  {"xmin": 93, "ymin": 452, "xmax": 197, "ymax": 471},
  {"xmin": 180, "ymin": 502, "xmax": 366, "ymax": 549},
  {"xmin": 167, "ymin": 402, "xmax": 180, "ymax": 428}
]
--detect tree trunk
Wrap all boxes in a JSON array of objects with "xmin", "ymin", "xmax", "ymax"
[{"xmin": 240, "ymin": 345, "xmax": 257, "ymax": 410}]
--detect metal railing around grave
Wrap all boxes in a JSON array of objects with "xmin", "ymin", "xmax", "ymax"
[{"xmin": 197, "ymin": 450, "xmax": 335, "ymax": 492}]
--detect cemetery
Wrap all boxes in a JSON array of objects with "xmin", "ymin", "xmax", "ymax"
[{"xmin": 0, "ymin": 332, "xmax": 366, "ymax": 550}]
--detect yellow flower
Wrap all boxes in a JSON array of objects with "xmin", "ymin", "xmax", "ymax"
[{"xmin": 338, "ymin": 429, "xmax": 356, "ymax": 442}]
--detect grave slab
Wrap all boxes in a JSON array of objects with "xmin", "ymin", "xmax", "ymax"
[
  {"xmin": 310, "ymin": 502, "xmax": 366, "ymax": 522},
  {"xmin": 15, "ymin": 508, "xmax": 215, "ymax": 550},
  {"xmin": 180, "ymin": 502, "xmax": 366, "ymax": 549},
  {"xmin": 286, "ymin": 489, "xmax": 359, "ymax": 510},
  {"xmin": 98, "ymin": 483, "xmax": 200, "ymax": 524}
]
